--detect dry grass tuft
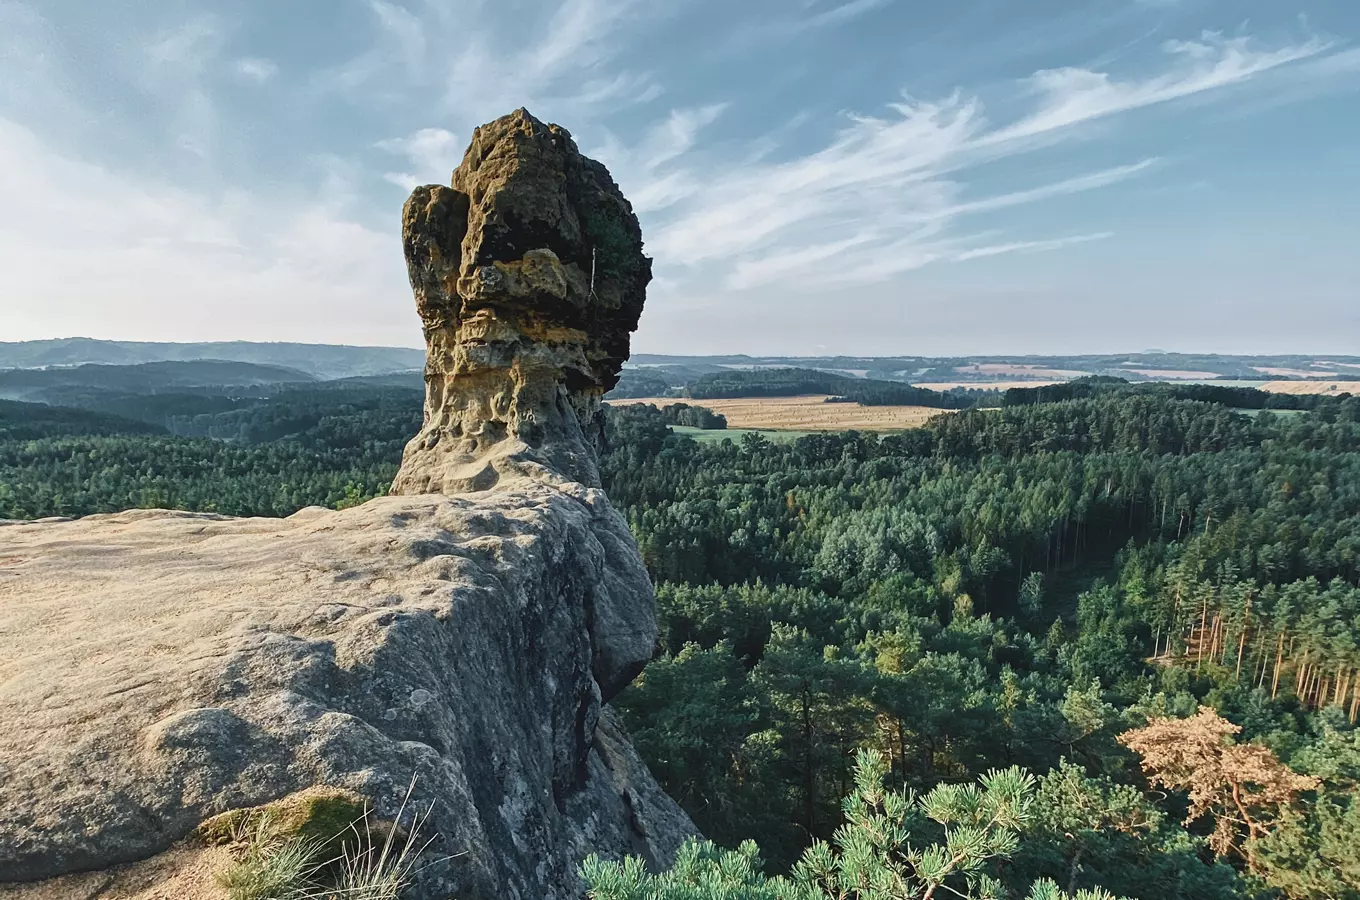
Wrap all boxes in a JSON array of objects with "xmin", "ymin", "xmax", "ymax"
[
  {"xmin": 207, "ymin": 780, "xmax": 450, "ymax": 900},
  {"xmin": 215, "ymin": 812, "xmax": 326, "ymax": 900}
]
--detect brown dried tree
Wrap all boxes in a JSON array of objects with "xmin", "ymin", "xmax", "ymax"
[{"xmin": 1117, "ymin": 706, "xmax": 1319, "ymax": 872}]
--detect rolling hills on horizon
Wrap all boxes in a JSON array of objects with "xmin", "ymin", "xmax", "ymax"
[
  {"xmin": 5, "ymin": 340, "xmax": 1359, "ymax": 388},
  {"xmin": 0, "ymin": 337, "xmax": 425, "ymax": 379}
]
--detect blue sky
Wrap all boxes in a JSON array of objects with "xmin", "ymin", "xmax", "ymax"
[{"xmin": 1, "ymin": 0, "xmax": 1357, "ymax": 355}]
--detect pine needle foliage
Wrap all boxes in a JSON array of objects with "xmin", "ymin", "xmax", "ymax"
[{"xmin": 582, "ymin": 750, "xmax": 1129, "ymax": 900}]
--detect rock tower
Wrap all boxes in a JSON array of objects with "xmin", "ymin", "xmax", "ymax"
[
  {"xmin": 390, "ymin": 107, "xmax": 650, "ymax": 494},
  {"xmin": 0, "ymin": 111, "xmax": 691, "ymax": 900}
]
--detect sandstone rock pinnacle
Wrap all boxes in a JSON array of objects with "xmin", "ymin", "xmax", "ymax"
[
  {"xmin": 389, "ymin": 108, "xmax": 651, "ymax": 495},
  {"xmin": 0, "ymin": 111, "xmax": 691, "ymax": 899}
]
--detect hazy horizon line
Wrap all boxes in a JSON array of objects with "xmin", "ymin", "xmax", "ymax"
[{"xmin": 5, "ymin": 335, "xmax": 1360, "ymax": 361}]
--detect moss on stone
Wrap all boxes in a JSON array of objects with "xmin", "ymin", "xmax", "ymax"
[{"xmin": 197, "ymin": 787, "xmax": 373, "ymax": 850}]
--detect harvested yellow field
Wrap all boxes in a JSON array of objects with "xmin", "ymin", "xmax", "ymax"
[
  {"xmin": 607, "ymin": 395, "xmax": 949, "ymax": 431},
  {"xmin": 1258, "ymin": 380, "xmax": 1360, "ymax": 395},
  {"xmin": 913, "ymin": 380, "xmax": 1062, "ymax": 391},
  {"xmin": 1254, "ymin": 366, "xmax": 1339, "ymax": 378}
]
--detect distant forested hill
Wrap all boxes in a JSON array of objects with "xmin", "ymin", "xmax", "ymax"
[
  {"xmin": 629, "ymin": 352, "xmax": 1360, "ymax": 382},
  {"xmin": 686, "ymin": 366, "xmax": 988, "ymax": 408},
  {"xmin": 0, "ymin": 387, "xmax": 420, "ymax": 517},
  {"xmin": 0, "ymin": 338, "xmax": 424, "ymax": 379},
  {"xmin": 0, "ymin": 399, "xmax": 165, "ymax": 440},
  {"xmin": 0, "ymin": 360, "xmax": 317, "ymax": 401}
]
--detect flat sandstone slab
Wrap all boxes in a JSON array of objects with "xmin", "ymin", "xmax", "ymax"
[{"xmin": 0, "ymin": 491, "xmax": 686, "ymax": 897}]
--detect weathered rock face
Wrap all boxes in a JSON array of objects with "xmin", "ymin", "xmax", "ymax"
[
  {"xmin": 0, "ymin": 111, "xmax": 691, "ymax": 899},
  {"xmin": 0, "ymin": 496, "xmax": 688, "ymax": 897},
  {"xmin": 390, "ymin": 107, "xmax": 651, "ymax": 496}
]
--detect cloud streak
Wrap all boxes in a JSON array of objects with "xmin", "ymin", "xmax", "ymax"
[
  {"xmin": 338, "ymin": 0, "xmax": 667, "ymax": 135},
  {"xmin": 954, "ymin": 231, "xmax": 1114, "ymax": 261},
  {"xmin": 618, "ymin": 29, "xmax": 1329, "ymax": 292},
  {"xmin": 989, "ymin": 32, "xmax": 1331, "ymax": 144}
]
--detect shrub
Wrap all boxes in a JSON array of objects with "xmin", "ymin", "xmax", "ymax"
[{"xmin": 582, "ymin": 750, "xmax": 1128, "ymax": 900}]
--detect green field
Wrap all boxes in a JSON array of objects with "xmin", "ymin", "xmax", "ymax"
[
  {"xmin": 1180, "ymin": 378, "xmax": 1270, "ymax": 387},
  {"xmin": 670, "ymin": 425, "xmax": 812, "ymax": 443}
]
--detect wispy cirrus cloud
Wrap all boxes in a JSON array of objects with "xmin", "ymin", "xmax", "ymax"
[
  {"xmin": 613, "ymin": 29, "xmax": 1332, "ymax": 293},
  {"xmin": 352, "ymin": 6, "xmax": 1334, "ymax": 303},
  {"xmin": 791, "ymin": 0, "xmax": 895, "ymax": 32},
  {"xmin": 340, "ymin": 0, "xmax": 667, "ymax": 132},
  {"xmin": 989, "ymin": 31, "xmax": 1332, "ymax": 144},
  {"xmin": 954, "ymin": 231, "xmax": 1114, "ymax": 261},
  {"xmin": 592, "ymin": 103, "xmax": 730, "ymax": 212},
  {"xmin": 726, "ymin": 0, "xmax": 897, "ymax": 46}
]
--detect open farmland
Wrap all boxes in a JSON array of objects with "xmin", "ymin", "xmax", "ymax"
[
  {"xmin": 1258, "ymin": 379, "xmax": 1360, "ymax": 395},
  {"xmin": 913, "ymin": 380, "xmax": 1062, "ymax": 391},
  {"xmin": 1117, "ymin": 368, "xmax": 1224, "ymax": 379},
  {"xmin": 607, "ymin": 395, "xmax": 948, "ymax": 431},
  {"xmin": 951, "ymin": 363, "xmax": 1086, "ymax": 378},
  {"xmin": 1254, "ymin": 366, "xmax": 1340, "ymax": 377}
]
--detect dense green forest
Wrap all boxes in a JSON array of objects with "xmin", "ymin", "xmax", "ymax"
[
  {"xmin": 0, "ymin": 388, "xmax": 418, "ymax": 517},
  {"xmin": 685, "ymin": 367, "xmax": 986, "ymax": 408},
  {"xmin": 597, "ymin": 395, "xmax": 1360, "ymax": 899},
  {"xmin": 1003, "ymin": 378, "xmax": 1344, "ymax": 411},
  {"xmin": 0, "ymin": 359, "xmax": 317, "ymax": 400},
  {"xmin": 3, "ymin": 386, "xmax": 1360, "ymax": 898},
  {"xmin": 606, "ymin": 364, "xmax": 994, "ymax": 405}
]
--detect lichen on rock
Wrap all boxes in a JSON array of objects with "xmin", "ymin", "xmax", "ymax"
[{"xmin": 390, "ymin": 107, "xmax": 651, "ymax": 496}]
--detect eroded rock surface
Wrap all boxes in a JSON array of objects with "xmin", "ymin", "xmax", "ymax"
[
  {"xmin": 0, "ymin": 109, "xmax": 691, "ymax": 899},
  {"xmin": 0, "ymin": 494, "xmax": 688, "ymax": 897},
  {"xmin": 390, "ymin": 107, "xmax": 650, "ymax": 496}
]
